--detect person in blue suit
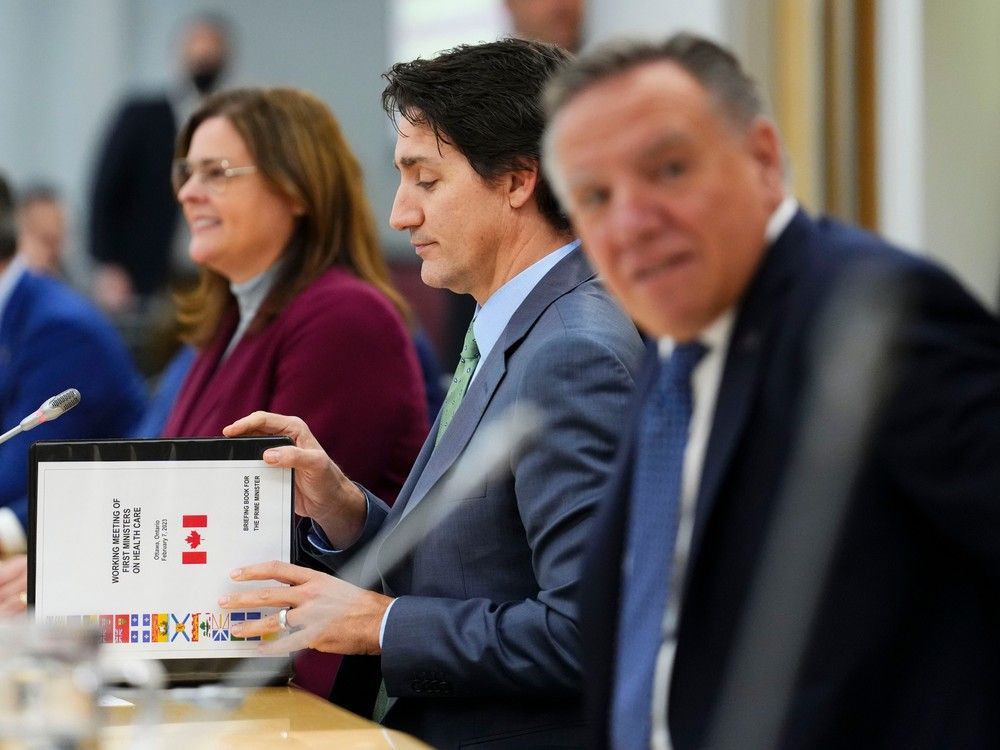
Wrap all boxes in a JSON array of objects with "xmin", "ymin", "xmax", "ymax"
[
  {"xmin": 0, "ymin": 172, "xmax": 146, "ymax": 559},
  {"xmin": 543, "ymin": 34, "xmax": 1000, "ymax": 749}
]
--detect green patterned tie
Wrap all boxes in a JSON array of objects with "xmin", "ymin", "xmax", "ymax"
[
  {"xmin": 435, "ymin": 320, "xmax": 480, "ymax": 446},
  {"xmin": 372, "ymin": 321, "xmax": 479, "ymax": 723}
]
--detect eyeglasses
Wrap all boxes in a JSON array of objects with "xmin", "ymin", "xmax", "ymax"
[{"xmin": 172, "ymin": 158, "xmax": 258, "ymax": 195}]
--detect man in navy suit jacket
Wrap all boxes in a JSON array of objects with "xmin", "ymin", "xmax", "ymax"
[
  {"xmin": 0, "ymin": 172, "xmax": 146, "ymax": 558},
  {"xmin": 220, "ymin": 40, "xmax": 644, "ymax": 749},
  {"xmin": 543, "ymin": 34, "xmax": 1000, "ymax": 749}
]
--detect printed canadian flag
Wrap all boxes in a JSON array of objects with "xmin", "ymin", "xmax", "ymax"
[{"xmin": 182, "ymin": 514, "xmax": 207, "ymax": 564}]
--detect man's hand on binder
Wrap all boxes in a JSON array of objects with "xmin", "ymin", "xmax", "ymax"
[
  {"xmin": 224, "ymin": 411, "xmax": 367, "ymax": 549},
  {"xmin": 219, "ymin": 559, "xmax": 392, "ymax": 655}
]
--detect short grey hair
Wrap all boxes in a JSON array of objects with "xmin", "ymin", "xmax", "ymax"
[
  {"xmin": 541, "ymin": 33, "xmax": 767, "ymax": 203},
  {"xmin": 543, "ymin": 32, "xmax": 764, "ymax": 131}
]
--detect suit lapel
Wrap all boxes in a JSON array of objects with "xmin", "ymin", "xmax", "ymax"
[
  {"xmin": 401, "ymin": 348, "xmax": 506, "ymax": 515},
  {"xmin": 386, "ymin": 414, "xmax": 439, "ymax": 517},
  {"xmin": 688, "ymin": 210, "xmax": 812, "ymax": 566},
  {"xmin": 389, "ymin": 248, "xmax": 595, "ymax": 520}
]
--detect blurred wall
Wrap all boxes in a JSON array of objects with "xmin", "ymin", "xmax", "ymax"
[
  {"xmin": 922, "ymin": 0, "xmax": 1000, "ymax": 310},
  {"xmin": 589, "ymin": 0, "xmax": 1000, "ymax": 312},
  {"xmin": 0, "ymin": 0, "xmax": 406, "ymax": 260},
  {"xmin": 587, "ymin": 0, "xmax": 728, "ymax": 41},
  {"xmin": 2, "ymin": 0, "xmax": 998, "ymax": 309}
]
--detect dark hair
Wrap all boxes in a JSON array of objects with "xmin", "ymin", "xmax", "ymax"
[
  {"xmin": 382, "ymin": 37, "xmax": 572, "ymax": 232},
  {"xmin": 543, "ymin": 32, "xmax": 764, "ymax": 130},
  {"xmin": 0, "ymin": 172, "xmax": 16, "ymax": 261},
  {"xmin": 174, "ymin": 87, "xmax": 409, "ymax": 347}
]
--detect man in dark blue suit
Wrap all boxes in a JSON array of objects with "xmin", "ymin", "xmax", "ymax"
[
  {"xmin": 543, "ymin": 34, "xmax": 1000, "ymax": 749},
  {"xmin": 0, "ymin": 173, "xmax": 146, "ymax": 565}
]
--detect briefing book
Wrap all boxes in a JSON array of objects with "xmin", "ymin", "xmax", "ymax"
[{"xmin": 28, "ymin": 437, "xmax": 294, "ymax": 682}]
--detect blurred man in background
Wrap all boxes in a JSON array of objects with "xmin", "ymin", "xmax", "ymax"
[
  {"xmin": 0, "ymin": 171, "xmax": 145, "ymax": 606},
  {"xmin": 88, "ymin": 13, "xmax": 232, "ymax": 315},
  {"xmin": 544, "ymin": 33, "xmax": 1000, "ymax": 750},
  {"xmin": 16, "ymin": 184, "xmax": 66, "ymax": 278},
  {"xmin": 506, "ymin": 0, "xmax": 586, "ymax": 52}
]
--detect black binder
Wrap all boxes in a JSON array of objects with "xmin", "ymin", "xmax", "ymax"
[{"xmin": 28, "ymin": 436, "xmax": 295, "ymax": 686}]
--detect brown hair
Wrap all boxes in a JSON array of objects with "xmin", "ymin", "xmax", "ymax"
[{"xmin": 174, "ymin": 87, "xmax": 409, "ymax": 346}]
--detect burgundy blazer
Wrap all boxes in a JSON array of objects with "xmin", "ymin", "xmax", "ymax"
[
  {"xmin": 163, "ymin": 266, "xmax": 429, "ymax": 504},
  {"xmin": 164, "ymin": 267, "xmax": 428, "ymax": 697}
]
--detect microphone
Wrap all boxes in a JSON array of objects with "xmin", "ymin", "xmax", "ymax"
[{"xmin": 0, "ymin": 389, "xmax": 82, "ymax": 446}]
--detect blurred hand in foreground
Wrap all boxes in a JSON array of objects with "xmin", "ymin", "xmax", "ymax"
[{"xmin": 220, "ymin": 559, "xmax": 391, "ymax": 655}]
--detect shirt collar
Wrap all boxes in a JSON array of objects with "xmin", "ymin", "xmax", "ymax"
[
  {"xmin": 472, "ymin": 239, "xmax": 580, "ymax": 365},
  {"xmin": 766, "ymin": 196, "xmax": 798, "ymax": 244},
  {"xmin": 657, "ymin": 309, "xmax": 735, "ymax": 361}
]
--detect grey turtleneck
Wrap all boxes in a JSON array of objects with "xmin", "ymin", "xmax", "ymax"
[{"xmin": 223, "ymin": 260, "xmax": 285, "ymax": 360}]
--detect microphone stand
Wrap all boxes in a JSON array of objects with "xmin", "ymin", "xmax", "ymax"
[{"xmin": 0, "ymin": 424, "xmax": 24, "ymax": 446}]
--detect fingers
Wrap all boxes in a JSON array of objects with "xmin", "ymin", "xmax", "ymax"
[
  {"xmin": 258, "ymin": 445, "xmax": 333, "ymax": 473},
  {"xmin": 0, "ymin": 593, "xmax": 27, "ymax": 616},
  {"xmin": 0, "ymin": 554, "xmax": 27, "ymax": 587},
  {"xmin": 223, "ymin": 412, "xmax": 321, "ymax": 450},
  {"xmin": 221, "ymin": 560, "xmax": 326, "ymax": 624},
  {"xmin": 0, "ymin": 556, "xmax": 28, "ymax": 616},
  {"xmin": 234, "ymin": 609, "xmax": 287, "ymax": 639},
  {"xmin": 218, "ymin": 597, "xmax": 315, "ymax": 654},
  {"xmin": 229, "ymin": 560, "xmax": 316, "ymax": 587},
  {"xmin": 259, "ymin": 624, "xmax": 313, "ymax": 655},
  {"xmin": 220, "ymin": 586, "xmax": 294, "ymax": 614},
  {"xmin": 0, "ymin": 584, "xmax": 27, "ymax": 617},
  {"xmin": 226, "ymin": 606, "xmax": 309, "ymax": 647}
]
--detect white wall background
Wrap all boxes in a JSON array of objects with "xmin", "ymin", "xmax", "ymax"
[
  {"xmin": 922, "ymin": 0, "xmax": 1000, "ymax": 309},
  {"xmin": 0, "ymin": 0, "xmax": 401, "ymax": 259},
  {"xmin": 1, "ymin": 0, "xmax": 998, "ymax": 309}
]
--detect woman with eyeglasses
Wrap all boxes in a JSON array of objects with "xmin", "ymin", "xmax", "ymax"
[{"xmin": 161, "ymin": 88, "xmax": 430, "ymax": 694}]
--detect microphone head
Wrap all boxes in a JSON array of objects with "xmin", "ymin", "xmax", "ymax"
[
  {"xmin": 38, "ymin": 388, "xmax": 80, "ymax": 422},
  {"xmin": 16, "ymin": 389, "xmax": 82, "ymax": 433},
  {"xmin": 40, "ymin": 388, "xmax": 81, "ymax": 420}
]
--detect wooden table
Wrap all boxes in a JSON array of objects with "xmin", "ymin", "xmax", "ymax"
[{"xmin": 99, "ymin": 685, "xmax": 430, "ymax": 748}]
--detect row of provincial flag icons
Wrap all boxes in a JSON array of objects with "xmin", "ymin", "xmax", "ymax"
[{"xmin": 43, "ymin": 612, "xmax": 278, "ymax": 644}]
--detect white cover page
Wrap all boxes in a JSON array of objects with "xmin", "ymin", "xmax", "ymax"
[{"xmin": 34, "ymin": 459, "xmax": 292, "ymax": 659}]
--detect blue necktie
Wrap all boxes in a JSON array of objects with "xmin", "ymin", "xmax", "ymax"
[{"xmin": 611, "ymin": 342, "xmax": 707, "ymax": 749}]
